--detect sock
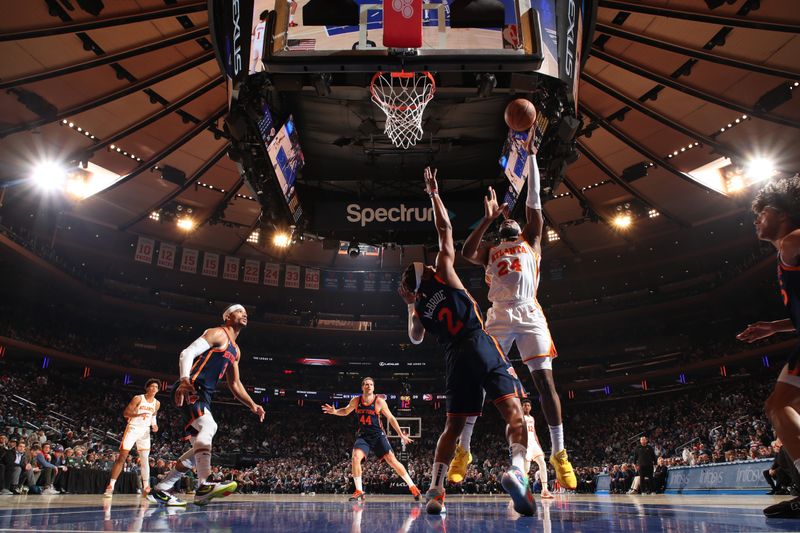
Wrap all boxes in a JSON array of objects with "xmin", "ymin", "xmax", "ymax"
[
  {"xmin": 400, "ymin": 471, "xmax": 414, "ymax": 487},
  {"xmin": 354, "ymin": 476, "xmax": 363, "ymax": 492},
  {"xmin": 459, "ymin": 417, "xmax": 477, "ymax": 453},
  {"xmin": 108, "ymin": 478, "xmax": 117, "ymax": 489},
  {"xmin": 195, "ymin": 450, "xmax": 212, "ymax": 485},
  {"xmin": 510, "ymin": 443, "xmax": 527, "ymax": 472},
  {"xmin": 429, "ymin": 462, "xmax": 448, "ymax": 490},
  {"xmin": 549, "ymin": 424, "xmax": 564, "ymax": 455},
  {"xmin": 155, "ymin": 468, "xmax": 184, "ymax": 492}
]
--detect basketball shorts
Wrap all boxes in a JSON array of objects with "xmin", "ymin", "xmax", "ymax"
[
  {"xmin": 486, "ymin": 300, "xmax": 557, "ymax": 372},
  {"xmin": 120, "ymin": 423, "xmax": 150, "ymax": 452},
  {"xmin": 353, "ymin": 432, "xmax": 393, "ymax": 459},
  {"xmin": 445, "ymin": 330, "xmax": 526, "ymax": 416},
  {"xmin": 174, "ymin": 381, "xmax": 214, "ymax": 441},
  {"xmin": 526, "ymin": 432, "xmax": 544, "ymax": 461}
]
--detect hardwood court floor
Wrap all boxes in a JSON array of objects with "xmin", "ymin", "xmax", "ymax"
[{"xmin": 0, "ymin": 493, "xmax": 795, "ymax": 532}]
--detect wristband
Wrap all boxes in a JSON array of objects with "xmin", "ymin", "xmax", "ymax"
[{"xmin": 428, "ymin": 190, "xmax": 438, "ymax": 198}]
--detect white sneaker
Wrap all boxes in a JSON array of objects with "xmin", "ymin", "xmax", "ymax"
[
  {"xmin": 44, "ymin": 487, "xmax": 59, "ymax": 495},
  {"xmin": 103, "ymin": 485, "xmax": 113, "ymax": 498},
  {"xmin": 151, "ymin": 489, "xmax": 187, "ymax": 507}
]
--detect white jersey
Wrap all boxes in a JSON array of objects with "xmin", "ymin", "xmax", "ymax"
[
  {"xmin": 524, "ymin": 414, "xmax": 544, "ymax": 459},
  {"xmin": 128, "ymin": 395, "xmax": 157, "ymax": 428},
  {"xmin": 250, "ymin": 21, "xmax": 266, "ymax": 71},
  {"xmin": 486, "ymin": 238, "xmax": 539, "ymax": 305}
]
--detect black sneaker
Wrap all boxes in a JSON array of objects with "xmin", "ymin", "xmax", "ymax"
[{"xmin": 764, "ymin": 496, "xmax": 800, "ymax": 518}]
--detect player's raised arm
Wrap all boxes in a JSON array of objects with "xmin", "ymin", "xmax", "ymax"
[
  {"xmin": 462, "ymin": 187, "xmax": 507, "ymax": 266},
  {"xmin": 322, "ymin": 396, "xmax": 358, "ymax": 416},
  {"xmin": 522, "ymin": 155, "xmax": 545, "ymax": 252},
  {"xmin": 398, "ymin": 284, "xmax": 425, "ymax": 344},
  {"xmin": 424, "ymin": 167, "xmax": 464, "ymax": 289}
]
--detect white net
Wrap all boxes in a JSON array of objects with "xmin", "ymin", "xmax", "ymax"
[{"xmin": 370, "ymin": 71, "xmax": 436, "ymax": 149}]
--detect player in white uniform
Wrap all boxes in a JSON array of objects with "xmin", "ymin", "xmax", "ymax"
[
  {"xmin": 250, "ymin": 10, "xmax": 268, "ymax": 73},
  {"xmin": 450, "ymin": 151, "xmax": 577, "ymax": 491},
  {"xmin": 522, "ymin": 399, "xmax": 553, "ymax": 498},
  {"xmin": 104, "ymin": 379, "xmax": 161, "ymax": 500}
]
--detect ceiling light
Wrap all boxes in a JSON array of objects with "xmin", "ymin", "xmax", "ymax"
[
  {"xmin": 177, "ymin": 218, "xmax": 195, "ymax": 231},
  {"xmin": 744, "ymin": 157, "xmax": 776, "ymax": 183},
  {"xmin": 149, "ymin": 211, "xmax": 160, "ymax": 221},
  {"xmin": 612, "ymin": 214, "xmax": 633, "ymax": 229},
  {"xmin": 273, "ymin": 232, "xmax": 291, "ymax": 247},
  {"xmin": 31, "ymin": 161, "xmax": 67, "ymax": 192}
]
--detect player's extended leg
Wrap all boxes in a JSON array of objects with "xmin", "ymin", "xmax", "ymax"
[
  {"xmin": 191, "ymin": 413, "xmax": 235, "ymax": 506},
  {"xmin": 426, "ymin": 415, "xmax": 467, "ymax": 514},
  {"xmin": 349, "ymin": 448, "xmax": 367, "ymax": 501},
  {"xmin": 763, "ymin": 373, "xmax": 800, "ymax": 518},
  {"xmin": 103, "ymin": 449, "xmax": 129, "ymax": 497},
  {"xmin": 495, "ymin": 397, "xmax": 535, "ymax": 516},
  {"xmin": 383, "ymin": 451, "xmax": 420, "ymax": 500},
  {"xmin": 534, "ymin": 455, "xmax": 553, "ymax": 498},
  {"xmin": 152, "ymin": 447, "xmax": 194, "ymax": 506},
  {"xmin": 138, "ymin": 449, "xmax": 152, "ymax": 498}
]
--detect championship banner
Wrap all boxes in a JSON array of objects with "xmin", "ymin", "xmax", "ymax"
[
  {"xmin": 323, "ymin": 271, "xmax": 339, "ymax": 290},
  {"xmin": 223, "ymin": 256, "xmax": 240, "ymax": 281},
  {"xmin": 285, "ymin": 265, "xmax": 301, "ymax": 288},
  {"xmin": 342, "ymin": 272, "xmax": 359, "ymax": 291},
  {"xmin": 363, "ymin": 272, "xmax": 377, "ymax": 292},
  {"xmin": 134, "ymin": 237, "xmax": 154, "ymax": 264},
  {"xmin": 202, "ymin": 252, "xmax": 220, "ymax": 278},
  {"xmin": 264, "ymin": 262, "xmax": 280, "ymax": 287},
  {"xmin": 305, "ymin": 268, "xmax": 320, "ymax": 290},
  {"xmin": 180, "ymin": 248, "xmax": 199, "ymax": 273},
  {"xmin": 157, "ymin": 242, "xmax": 176, "ymax": 269},
  {"xmin": 243, "ymin": 259, "xmax": 260, "ymax": 284},
  {"xmin": 379, "ymin": 272, "xmax": 395, "ymax": 292}
]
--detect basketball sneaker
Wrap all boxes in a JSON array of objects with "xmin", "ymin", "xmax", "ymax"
[
  {"xmin": 764, "ymin": 496, "xmax": 800, "ymax": 518},
  {"xmin": 424, "ymin": 487, "xmax": 446, "ymax": 515},
  {"xmin": 102, "ymin": 486, "xmax": 113, "ymax": 498},
  {"xmin": 410, "ymin": 485, "xmax": 421, "ymax": 501},
  {"xmin": 447, "ymin": 444, "xmax": 472, "ymax": 483},
  {"xmin": 143, "ymin": 487, "xmax": 157, "ymax": 504},
  {"xmin": 348, "ymin": 490, "xmax": 365, "ymax": 502},
  {"xmin": 193, "ymin": 481, "xmax": 238, "ymax": 506},
  {"xmin": 151, "ymin": 490, "xmax": 187, "ymax": 507},
  {"xmin": 501, "ymin": 466, "xmax": 536, "ymax": 517},
  {"xmin": 550, "ymin": 449, "xmax": 577, "ymax": 490}
]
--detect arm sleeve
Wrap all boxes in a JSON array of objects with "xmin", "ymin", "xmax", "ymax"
[
  {"xmin": 525, "ymin": 154, "xmax": 541, "ymax": 210},
  {"xmin": 179, "ymin": 337, "xmax": 211, "ymax": 380},
  {"xmin": 408, "ymin": 304, "xmax": 423, "ymax": 345}
]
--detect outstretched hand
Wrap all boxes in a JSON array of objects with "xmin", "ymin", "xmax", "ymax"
[
  {"xmin": 424, "ymin": 167, "xmax": 438, "ymax": 196},
  {"xmin": 321, "ymin": 403, "xmax": 336, "ymax": 415},
  {"xmin": 398, "ymin": 285, "xmax": 416, "ymax": 305},
  {"xmin": 174, "ymin": 379, "xmax": 196, "ymax": 407},
  {"xmin": 736, "ymin": 321, "xmax": 776, "ymax": 343},
  {"xmin": 252, "ymin": 404, "xmax": 266, "ymax": 423},
  {"xmin": 484, "ymin": 187, "xmax": 508, "ymax": 220}
]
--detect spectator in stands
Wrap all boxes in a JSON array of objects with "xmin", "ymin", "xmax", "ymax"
[
  {"xmin": 765, "ymin": 439, "xmax": 799, "ymax": 496},
  {"xmin": 9, "ymin": 441, "xmax": 33, "ymax": 494},
  {"xmin": 653, "ymin": 457, "xmax": 668, "ymax": 494},
  {"xmin": 31, "ymin": 443, "xmax": 58, "ymax": 494}
]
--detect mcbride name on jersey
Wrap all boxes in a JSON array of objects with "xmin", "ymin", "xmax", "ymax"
[
  {"xmin": 414, "ymin": 275, "xmax": 484, "ymax": 345},
  {"xmin": 486, "ymin": 238, "xmax": 540, "ymax": 305}
]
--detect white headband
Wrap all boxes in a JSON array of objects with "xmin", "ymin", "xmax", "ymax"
[
  {"xmin": 413, "ymin": 262, "xmax": 424, "ymax": 291},
  {"xmin": 223, "ymin": 304, "xmax": 245, "ymax": 321}
]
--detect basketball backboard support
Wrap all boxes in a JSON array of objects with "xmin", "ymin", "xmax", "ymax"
[{"xmin": 250, "ymin": 0, "xmax": 546, "ymax": 74}]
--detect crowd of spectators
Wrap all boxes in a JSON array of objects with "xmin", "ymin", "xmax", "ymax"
[{"xmin": 0, "ymin": 357, "xmax": 785, "ymax": 497}]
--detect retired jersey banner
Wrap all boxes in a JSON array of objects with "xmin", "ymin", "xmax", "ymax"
[
  {"xmin": 323, "ymin": 271, "xmax": 339, "ymax": 290},
  {"xmin": 134, "ymin": 237, "xmax": 155, "ymax": 264},
  {"xmin": 285, "ymin": 265, "xmax": 301, "ymax": 288},
  {"xmin": 157, "ymin": 242, "xmax": 176, "ymax": 269},
  {"xmin": 202, "ymin": 252, "xmax": 220, "ymax": 277},
  {"xmin": 243, "ymin": 259, "xmax": 260, "ymax": 284},
  {"xmin": 342, "ymin": 272, "xmax": 359, "ymax": 291},
  {"xmin": 223, "ymin": 256, "xmax": 240, "ymax": 281},
  {"xmin": 305, "ymin": 268, "xmax": 320, "ymax": 290},
  {"xmin": 264, "ymin": 263, "xmax": 280, "ymax": 287},
  {"xmin": 379, "ymin": 272, "xmax": 395, "ymax": 292},
  {"xmin": 363, "ymin": 272, "xmax": 377, "ymax": 292},
  {"xmin": 180, "ymin": 248, "xmax": 199, "ymax": 273}
]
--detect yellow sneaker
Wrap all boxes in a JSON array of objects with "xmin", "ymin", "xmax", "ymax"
[
  {"xmin": 549, "ymin": 449, "xmax": 577, "ymax": 490},
  {"xmin": 447, "ymin": 444, "xmax": 472, "ymax": 483}
]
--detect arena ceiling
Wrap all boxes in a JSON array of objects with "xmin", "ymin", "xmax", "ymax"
[{"xmin": 0, "ymin": 0, "xmax": 799, "ymax": 261}]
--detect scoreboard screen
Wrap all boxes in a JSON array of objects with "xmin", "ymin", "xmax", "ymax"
[{"xmin": 398, "ymin": 394, "xmax": 412, "ymax": 413}]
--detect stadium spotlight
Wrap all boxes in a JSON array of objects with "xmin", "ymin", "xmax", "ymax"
[
  {"xmin": 744, "ymin": 157, "xmax": 776, "ymax": 183},
  {"xmin": 273, "ymin": 232, "xmax": 291, "ymax": 248},
  {"xmin": 612, "ymin": 213, "xmax": 633, "ymax": 230},
  {"xmin": 176, "ymin": 217, "xmax": 195, "ymax": 231},
  {"xmin": 31, "ymin": 161, "xmax": 67, "ymax": 192}
]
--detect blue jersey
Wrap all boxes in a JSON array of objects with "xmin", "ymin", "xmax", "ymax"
[
  {"xmin": 414, "ymin": 274, "xmax": 485, "ymax": 345},
  {"xmin": 778, "ymin": 256, "xmax": 800, "ymax": 331},
  {"xmin": 189, "ymin": 328, "xmax": 239, "ymax": 399},
  {"xmin": 355, "ymin": 395, "xmax": 384, "ymax": 436}
]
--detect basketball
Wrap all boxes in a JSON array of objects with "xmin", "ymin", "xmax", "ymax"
[{"xmin": 504, "ymin": 98, "xmax": 537, "ymax": 132}]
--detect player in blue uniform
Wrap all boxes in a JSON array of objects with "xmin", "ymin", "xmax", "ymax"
[
  {"xmin": 398, "ymin": 167, "xmax": 535, "ymax": 516},
  {"xmin": 737, "ymin": 176, "xmax": 800, "ymax": 518},
  {"xmin": 152, "ymin": 304, "xmax": 265, "ymax": 507},
  {"xmin": 322, "ymin": 377, "xmax": 420, "ymax": 501}
]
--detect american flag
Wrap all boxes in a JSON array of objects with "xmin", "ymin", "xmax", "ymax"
[{"xmin": 287, "ymin": 38, "xmax": 316, "ymax": 51}]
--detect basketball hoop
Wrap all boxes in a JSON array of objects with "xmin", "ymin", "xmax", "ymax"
[{"xmin": 370, "ymin": 71, "xmax": 435, "ymax": 149}]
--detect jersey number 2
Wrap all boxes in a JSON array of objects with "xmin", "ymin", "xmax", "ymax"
[{"xmin": 438, "ymin": 308, "xmax": 464, "ymax": 336}]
